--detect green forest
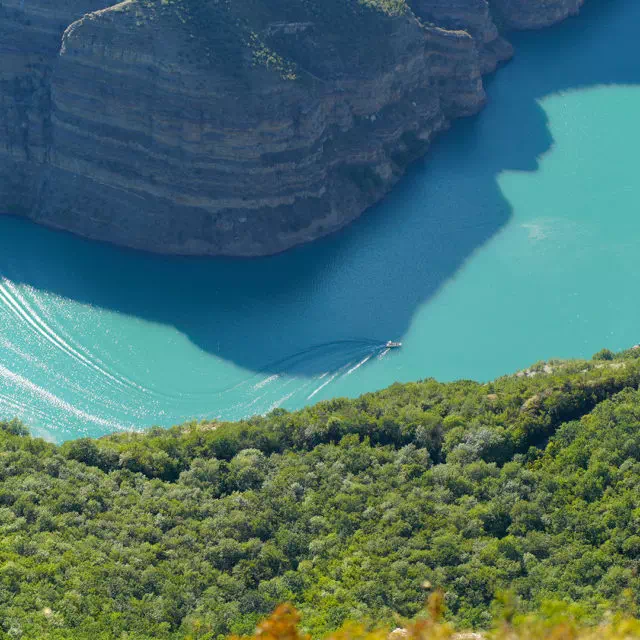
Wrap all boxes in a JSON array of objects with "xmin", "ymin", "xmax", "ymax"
[{"xmin": 3, "ymin": 347, "xmax": 640, "ymax": 638}]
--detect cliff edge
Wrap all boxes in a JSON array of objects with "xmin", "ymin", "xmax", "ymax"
[{"xmin": 0, "ymin": 0, "xmax": 584, "ymax": 256}]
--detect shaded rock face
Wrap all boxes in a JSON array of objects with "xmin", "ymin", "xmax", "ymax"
[
  {"xmin": 409, "ymin": 0, "xmax": 513, "ymax": 73},
  {"xmin": 489, "ymin": 0, "xmax": 585, "ymax": 29},
  {"xmin": 0, "ymin": 0, "xmax": 111, "ymax": 214},
  {"xmin": 0, "ymin": 0, "xmax": 584, "ymax": 256}
]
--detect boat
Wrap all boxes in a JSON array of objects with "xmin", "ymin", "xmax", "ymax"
[{"xmin": 385, "ymin": 341, "xmax": 402, "ymax": 348}]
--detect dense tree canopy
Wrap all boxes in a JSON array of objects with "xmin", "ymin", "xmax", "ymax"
[{"xmin": 2, "ymin": 349, "xmax": 640, "ymax": 638}]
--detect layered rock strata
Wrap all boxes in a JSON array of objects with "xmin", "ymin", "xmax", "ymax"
[{"xmin": 0, "ymin": 0, "xmax": 585, "ymax": 255}]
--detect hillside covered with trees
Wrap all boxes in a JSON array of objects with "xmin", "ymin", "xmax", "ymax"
[{"xmin": 2, "ymin": 347, "xmax": 640, "ymax": 638}]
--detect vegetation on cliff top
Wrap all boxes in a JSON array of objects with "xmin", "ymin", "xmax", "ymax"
[
  {"xmin": 118, "ymin": 0, "xmax": 415, "ymax": 78},
  {"xmin": 2, "ymin": 347, "xmax": 640, "ymax": 637}
]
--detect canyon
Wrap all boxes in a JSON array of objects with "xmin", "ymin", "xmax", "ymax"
[{"xmin": 0, "ymin": 0, "xmax": 584, "ymax": 256}]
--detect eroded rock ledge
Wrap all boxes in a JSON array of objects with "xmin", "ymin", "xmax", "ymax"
[{"xmin": 0, "ymin": 0, "xmax": 585, "ymax": 255}]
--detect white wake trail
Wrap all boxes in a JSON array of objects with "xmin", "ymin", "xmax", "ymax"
[
  {"xmin": 0, "ymin": 279, "xmax": 145, "ymax": 394},
  {"xmin": 25, "ymin": 287, "xmax": 153, "ymax": 395},
  {"xmin": 0, "ymin": 391, "xmax": 55, "ymax": 424},
  {"xmin": 0, "ymin": 364, "xmax": 132, "ymax": 432},
  {"xmin": 253, "ymin": 374, "xmax": 279, "ymax": 390},
  {"xmin": 265, "ymin": 391, "xmax": 295, "ymax": 414},
  {"xmin": 307, "ymin": 370, "xmax": 341, "ymax": 400},
  {"xmin": 344, "ymin": 353, "xmax": 373, "ymax": 376}
]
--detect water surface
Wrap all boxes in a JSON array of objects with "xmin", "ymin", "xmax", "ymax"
[{"xmin": 1, "ymin": 0, "xmax": 639, "ymax": 441}]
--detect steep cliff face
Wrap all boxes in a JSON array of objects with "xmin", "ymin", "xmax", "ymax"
[
  {"xmin": 0, "ymin": 0, "xmax": 584, "ymax": 256},
  {"xmin": 0, "ymin": 0, "xmax": 110, "ymax": 215},
  {"xmin": 409, "ymin": 0, "xmax": 513, "ymax": 73},
  {"xmin": 489, "ymin": 0, "xmax": 585, "ymax": 29}
]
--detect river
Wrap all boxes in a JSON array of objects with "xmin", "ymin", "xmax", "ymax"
[{"xmin": 1, "ymin": 0, "xmax": 639, "ymax": 441}]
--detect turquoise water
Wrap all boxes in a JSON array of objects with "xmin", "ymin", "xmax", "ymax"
[{"xmin": 1, "ymin": 0, "xmax": 639, "ymax": 442}]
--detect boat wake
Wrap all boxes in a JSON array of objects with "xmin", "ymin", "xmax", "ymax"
[
  {"xmin": 212, "ymin": 339, "xmax": 391, "ymax": 419},
  {"xmin": 0, "ymin": 279, "xmax": 151, "ymax": 395},
  {"xmin": 0, "ymin": 276, "xmax": 399, "ymax": 439},
  {"xmin": 0, "ymin": 364, "xmax": 133, "ymax": 433}
]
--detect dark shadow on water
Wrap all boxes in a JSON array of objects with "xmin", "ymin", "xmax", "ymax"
[{"xmin": 0, "ymin": 0, "xmax": 637, "ymax": 376}]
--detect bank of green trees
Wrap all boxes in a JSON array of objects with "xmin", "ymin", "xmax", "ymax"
[{"xmin": 2, "ymin": 349, "xmax": 640, "ymax": 638}]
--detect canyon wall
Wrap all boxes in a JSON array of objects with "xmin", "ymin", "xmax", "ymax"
[{"xmin": 0, "ymin": 0, "xmax": 585, "ymax": 256}]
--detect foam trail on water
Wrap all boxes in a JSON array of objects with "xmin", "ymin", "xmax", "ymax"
[
  {"xmin": 201, "ymin": 341, "xmax": 376, "ymax": 405},
  {"xmin": 0, "ymin": 284, "xmax": 94, "ymax": 377},
  {"xmin": 232, "ymin": 340, "xmax": 386, "ymax": 405},
  {"xmin": 0, "ymin": 335, "xmax": 38, "ymax": 363},
  {"xmin": 0, "ymin": 392, "xmax": 31, "ymax": 416},
  {"xmin": 253, "ymin": 374, "xmax": 279, "ymax": 390},
  {"xmin": 307, "ymin": 370, "xmax": 341, "ymax": 400},
  {"xmin": 0, "ymin": 281, "xmax": 113, "ymax": 378},
  {"xmin": 0, "ymin": 391, "xmax": 56, "ymax": 424},
  {"xmin": 0, "ymin": 279, "xmax": 145, "ymax": 394},
  {"xmin": 344, "ymin": 353, "xmax": 374, "ymax": 376},
  {"xmin": 0, "ymin": 332, "xmax": 107, "ymax": 397},
  {"xmin": 0, "ymin": 364, "xmax": 132, "ymax": 432},
  {"xmin": 25, "ymin": 286, "xmax": 153, "ymax": 395},
  {"xmin": 266, "ymin": 391, "xmax": 295, "ymax": 414}
]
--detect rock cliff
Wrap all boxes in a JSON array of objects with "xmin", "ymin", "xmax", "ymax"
[{"xmin": 0, "ymin": 0, "xmax": 585, "ymax": 256}]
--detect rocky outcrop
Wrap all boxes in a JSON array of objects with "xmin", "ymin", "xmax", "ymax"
[
  {"xmin": 489, "ymin": 0, "xmax": 585, "ymax": 29},
  {"xmin": 409, "ymin": 0, "xmax": 513, "ymax": 73},
  {"xmin": 0, "ymin": 0, "xmax": 585, "ymax": 256}
]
